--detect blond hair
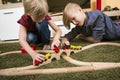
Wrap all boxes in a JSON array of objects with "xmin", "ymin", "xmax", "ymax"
[
  {"xmin": 63, "ymin": 3, "xmax": 81, "ymax": 29},
  {"xmin": 23, "ymin": 0, "xmax": 48, "ymax": 20}
]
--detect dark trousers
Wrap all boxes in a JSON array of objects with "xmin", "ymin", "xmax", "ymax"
[{"xmin": 27, "ymin": 20, "xmax": 50, "ymax": 45}]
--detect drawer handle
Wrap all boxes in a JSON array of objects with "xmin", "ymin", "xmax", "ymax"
[
  {"xmin": 57, "ymin": 24, "xmax": 64, "ymax": 27},
  {"xmin": 3, "ymin": 12, "xmax": 14, "ymax": 14}
]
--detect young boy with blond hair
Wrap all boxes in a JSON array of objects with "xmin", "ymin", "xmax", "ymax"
[
  {"xmin": 17, "ymin": 0, "xmax": 61, "ymax": 65},
  {"xmin": 62, "ymin": 3, "xmax": 120, "ymax": 46}
]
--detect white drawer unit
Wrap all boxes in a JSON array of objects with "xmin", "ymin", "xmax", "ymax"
[
  {"xmin": 50, "ymin": 21, "xmax": 75, "ymax": 37},
  {"xmin": 0, "ymin": 7, "xmax": 24, "ymax": 40}
]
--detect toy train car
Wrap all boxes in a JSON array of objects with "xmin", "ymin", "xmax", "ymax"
[
  {"xmin": 45, "ymin": 53, "xmax": 51, "ymax": 61},
  {"xmin": 63, "ymin": 44, "xmax": 82, "ymax": 50},
  {"xmin": 35, "ymin": 53, "xmax": 51, "ymax": 66},
  {"xmin": 53, "ymin": 45, "xmax": 60, "ymax": 53},
  {"xmin": 70, "ymin": 45, "xmax": 82, "ymax": 50}
]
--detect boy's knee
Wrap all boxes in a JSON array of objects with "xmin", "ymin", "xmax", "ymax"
[{"xmin": 27, "ymin": 33, "xmax": 37, "ymax": 44}]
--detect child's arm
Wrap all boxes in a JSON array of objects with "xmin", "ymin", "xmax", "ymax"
[
  {"xmin": 19, "ymin": 25, "xmax": 45, "ymax": 65},
  {"xmin": 48, "ymin": 20, "xmax": 62, "ymax": 49},
  {"xmin": 78, "ymin": 34, "xmax": 101, "ymax": 43}
]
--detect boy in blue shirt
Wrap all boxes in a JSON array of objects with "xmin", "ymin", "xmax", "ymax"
[{"xmin": 61, "ymin": 3, "xmax": 120, "ymax": 45}]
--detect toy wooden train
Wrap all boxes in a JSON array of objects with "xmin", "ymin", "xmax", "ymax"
[
  {"xmin": 21, "ymin": 44, "xmax": 82, "ymax": 65},
  {"xmin": 63, "ymin": 44, "xmax": 82, "ymax": 50},
  {"xmin": 35, "ymin": 44, "xmax": 82, "ymax": 65}
]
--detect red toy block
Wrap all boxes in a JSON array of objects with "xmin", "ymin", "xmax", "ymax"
[
  {"xmin": 21, "ymin": 47, "xmax": 27, "ymax": 54},
  {"xmin": 30, "ymin": 45, "xmax": 37, "ymax": 50},
  {"xmin": 21, "ymin": 45, "xmax": 37, "ymax": 54},
  {"xmin": 34, "ymin": 60, "xmax": 43, "ymax": 66},
  {"xmin": 53, "ymin": 45, "xmax": 60, "ymax": 53},
  {"xmin": 62, "ymin": 44, "xmax": 70, "ymax": 50}
]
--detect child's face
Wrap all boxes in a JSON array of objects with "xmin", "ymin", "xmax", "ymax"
[{"xmin": 67, "ymin": 8, "xmax": 86, "ymax": 26}]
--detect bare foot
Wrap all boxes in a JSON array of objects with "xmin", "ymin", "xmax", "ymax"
[{"xmin": 43, "ymin": 45, "xmax": 50, "ymax": 50}]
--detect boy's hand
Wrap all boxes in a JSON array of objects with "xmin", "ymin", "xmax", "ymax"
[
  {"xmin": 61, "ymin": 38, "xmax": 70, "ymax": 47},
  {"xmin": 33, "ymin": 53, "xmax": 45, "ymax": 65},
  {"xmin": 51, "ymin": 39, "xmax": 60, "ymax": 49}
]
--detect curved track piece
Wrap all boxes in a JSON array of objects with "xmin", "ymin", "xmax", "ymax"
[
  {"xmin": 79, "ymin": 42, "xmax": 120, "ymax": 53},
  {"xmin": 62, "ymin": 54, "xmax": 120, "ymax": 68}
]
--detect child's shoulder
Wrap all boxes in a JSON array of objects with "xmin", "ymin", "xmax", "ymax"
[
  {"xmin": 20, "ymin": 14, "xmax": 31, "ymax": 20},
  {"xmin": 45, "ymin": 15, "xmax": 51, "ymax": 21},
  {"xmin": 89, "ymin": 10, "xmax": 103, "ymax": 14},
  {"xmin": 85, "ymin": 10, "xmax": 104, "ymax": 24},
  {"xmin": 87, "ymin": 10, "xmax": 104, "ymax": 18}
]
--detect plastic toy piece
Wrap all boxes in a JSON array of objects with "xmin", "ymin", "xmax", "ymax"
[
  {"xmin": 62, "ymin": 44, "xmax": 82, "ymax": 50},
  {"xmin": 62, "ymin": 44, "xmax": 70, "ymax": 50},
  {"xmin": 53, "ymin": 45, "xmax": 60, "ymax": 53},
  {"xmin": 21, "ymin": 47, "xmax": 27, "ymax": 54},
  {"xmin": 21, "ymin": 45, "xmax": 37, "ymax": 54},
  {"xmin": 45, "ymin": 53, "xmax": 51, "ymax": 61},
  {"xmin": 31, "ymin": 45, "xmax": 37, "ymax": 50},
  {"xmin": 70, "ymin": 45, "xmax": 82, "ymax": 50},
  {"xmin": 34, "ymin": 60, "xmax": 43, "ymax": 66}
]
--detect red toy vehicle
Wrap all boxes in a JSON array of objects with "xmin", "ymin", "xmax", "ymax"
[
  {"xmin": 34, "ymin": 60, "xmax": 43, "ymax": 66},
  {"xmin": 21, "ymin": 45, "xmax": 37, "ymax": 54},
  {"xmin": 62, "ymin": 44, "xmax": 70, "ymax": 50},
  {"xmin": 53, "ymin": 45, "xmax": 60, "ymax": 53}
]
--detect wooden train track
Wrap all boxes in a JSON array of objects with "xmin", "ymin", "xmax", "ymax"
[{"xmin": 0, "ymin": 42, "xmax": 120, "ymax": 76}]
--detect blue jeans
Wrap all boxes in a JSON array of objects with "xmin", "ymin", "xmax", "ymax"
[{"xmin": 27, "ymin": 20, "xmax": 50, "ymax": 45}]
